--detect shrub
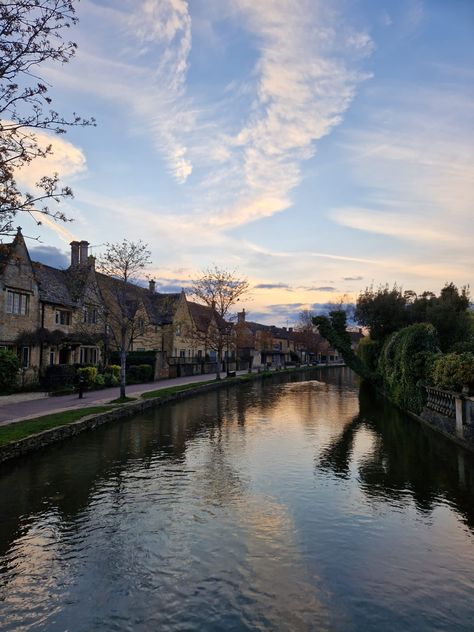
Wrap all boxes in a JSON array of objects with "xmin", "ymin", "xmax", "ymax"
[
  {"xmin": 127, "ymin": 364, "xmax": 153, "ymax": 384},
  {"xmin": 104, "ymin": 372, "xmax": 119, "ymax": 387},
  {"xmin": 77, "ymin": 366, "xmax": 98, "ymax": 386},
  {"xmin": 431, "ymin": 352, "xmax": 474, "ymax": 392},
  {"xmin": 357, "ymin": 337, "xmax": 381, "ymax": 372},
  {"xmin": 378, "ymin": 323, "xmax": 439, "ymax": 413},
  {"xmin": 94, "ymin": 374, "xmax": 106, "ymax": 388},
  {"xmin": 43, "ymin": 364, "xmax": 77, "ymax": 391},
  {"xmin": 109, "ymin": 351, "xmax": 155, "ymax": 369},
  {"xmin": 0, "ymin": 349, "xmax": 20, "ymax": 394},
  {"xmin": 104, "ymin": 364, "xmax": 120, "ymax": 378}
]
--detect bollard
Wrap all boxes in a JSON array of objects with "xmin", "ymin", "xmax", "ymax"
[
  {"xmin": 454, "ymin": 394, "xmax": 464, "ymax": 438},
  {"xmin": 78, "ymin": 376, "xmax": 85, "ymax": 399}
]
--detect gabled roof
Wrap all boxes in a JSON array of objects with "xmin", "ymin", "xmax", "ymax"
[
  {"xmin": 32, "ymin": 262, "xmax": 76, "ymax": 307},
  {"xmin": 143, "ymin": 292, "xmax": 181, "ymax": 325},
  {"xmin": 187, "ymin": 300, "xmax": 227, "ymax": 333}
]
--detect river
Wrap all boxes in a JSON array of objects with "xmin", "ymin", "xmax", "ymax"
[{"xmin": 0, "ymin": 368, "xmax": 473, "ymax": 631}]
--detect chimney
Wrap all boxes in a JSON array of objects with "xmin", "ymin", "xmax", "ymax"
[
  {"xmin": 149, "ymin": 279, "xmax": 156, "ymax": 294},
  {"xmin": 70, "ymin": 241, "xmax": 80, "ymax": 267},
  {"xmin": 79, "ymin": 240, "xmax": 89, "ymax": 264},
  {"xmin": 237, "ymin": 308, "xmax": 246, "ymax": 323},
  {"xmin": 289, "ymin": 327, "xmax": 293, "ymax": 333},
  {"xmin": 87, "ymin": 255, "xmax": 96, "ymax": 270}
]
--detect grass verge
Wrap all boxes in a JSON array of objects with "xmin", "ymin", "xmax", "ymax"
[
  {"xmin": 0, "ymin": 406, "xmax": 115, "ymax": 447},
  {"xmin": 141, "ymin": 380, "xmax": 217, "ymax": 400}
]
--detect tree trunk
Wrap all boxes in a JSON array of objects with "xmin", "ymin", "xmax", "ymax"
[{"xmin": 120, "ymin": 331, "xmax": 127, "ymax": 399}]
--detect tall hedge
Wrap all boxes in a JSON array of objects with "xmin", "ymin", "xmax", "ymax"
[
  {"xmin": 0, "ymin": 349, "xmax": 19, "ymax": 393},
  {"xmin": 431, "ymin": 352, "xmax": 474, "ymax": 392},
  {"xmin": 357, "ymin": 337, "xmax": 381, "ymax": 373},
  {"xmin": 378, "ymin": 323, "xmax": 440, "ymax": 413}
]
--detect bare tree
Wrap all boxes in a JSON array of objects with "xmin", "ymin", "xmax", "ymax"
[
  {"xmin": 189, "ymin": 267, "xmax": 250, "ymax": 379},
  {"xmin": 98, "ymin": 240, "xmax": 151, "ymax": 399},
  {"xmin": 0, "ymin": 0, "xmax": 94, "ymax": 235}
]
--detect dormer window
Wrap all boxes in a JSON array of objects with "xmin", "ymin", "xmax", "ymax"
[{"xmin": 6, "ymin": 290, "xmax": 29, "ymax": 315}]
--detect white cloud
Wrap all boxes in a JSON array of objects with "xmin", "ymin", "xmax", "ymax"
[{"xmin": 14, "ymin": 131, "xmax": 86, "ymax": 190}]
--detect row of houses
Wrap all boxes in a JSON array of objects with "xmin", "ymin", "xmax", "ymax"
[{"xmin": 0, "ymin": 229, "xmax": 360, "ymax": 384}]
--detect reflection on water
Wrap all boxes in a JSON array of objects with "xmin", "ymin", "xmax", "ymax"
[{"xmin": 0, "ymin": 367, "xmax": 473, "ymax": 631}]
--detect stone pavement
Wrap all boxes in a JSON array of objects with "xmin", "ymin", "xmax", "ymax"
[{"xmin": 0, "ymin": 371, "xmax": 250, "ymax": 426}]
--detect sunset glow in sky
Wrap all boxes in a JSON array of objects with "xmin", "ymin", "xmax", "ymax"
[{"xmin": 18, "ymin": 0, "xmax": 474, "ymax": 324}]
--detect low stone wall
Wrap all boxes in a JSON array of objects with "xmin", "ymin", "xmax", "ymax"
[
  {"xmin": 416, "ymin": 407, "xmax": 474, "ymax": 454},
  {"xmin": 0, "ymin": 366, "xmax": 318, "ymax": 465}
]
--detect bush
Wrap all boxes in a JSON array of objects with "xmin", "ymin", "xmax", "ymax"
[
  {"xmin": 127, "ymin": 364, "xmax": 153, "ymax": 384},
  {"xmin": 431, "ymin": 352, "xmax": 474, "ymax": 392},
  {"xmin": 0, "ymin": 349, "xmax": 20, "ymax": 394},
  {"xmin": 103, "ymin": 372, "xmax": 119, "ymax": 387},
  {"xmin": 104, "ymin": 364, "xmax": 120, "ymax": 378},
  {"xmin": 94, "ymin": 374, "xmax": 106, "ymax": 388},
  {"xmin": 43, "ymin": 364, "xmax": 77, "ymax": 391},
  {"xmin": 77, "ymin": 366, "xmax": 98, "ymax": 386},
  {"xmin": 357, "ymin": 337, "xmax": 381, "ymax": 372},
  {"xmin": 378, "ymin": 323, "xmax": 439, "ymax": 413}
]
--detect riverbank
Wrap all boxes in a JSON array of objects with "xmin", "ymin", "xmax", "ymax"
[{"xmin": 0, "ymin": 366, "xmax": 324, "ymax": 464}]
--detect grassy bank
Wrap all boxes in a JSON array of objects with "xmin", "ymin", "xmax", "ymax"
[{"xmin": 0, "ymin": 406, "xmax": 115, "ymax": 447}]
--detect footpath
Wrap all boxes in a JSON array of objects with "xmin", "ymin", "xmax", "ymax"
[{"xmin": 0, "ymin": 371, "xmax": 249, "ymax": 426}]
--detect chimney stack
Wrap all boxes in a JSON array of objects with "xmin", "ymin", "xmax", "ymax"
[
  {"xmin": 70, "ymin": 241, "xmax": 80, "ymax": 267},
  {"xmin": 149, "ymin": 279, "xmax": 156, "ymax": 294},
  {"xmin": 79, "ymin": 240, "xmax": 89, "ymax": 264},
  {"xmin": 237, "ymin": 308, "xmax": 246, "ymax": 323}
]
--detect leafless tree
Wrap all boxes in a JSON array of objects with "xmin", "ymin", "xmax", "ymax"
[
  {"xmin": 98, "ymin": 240, "xmax": 151, "ymax": 399},
  {"xmin": 0, "ymin": 0, "xmax": 94, "ymax": 235},
  {"xmin": 189, "ymin": 266, "xmax": 250, "ymax": 379}
]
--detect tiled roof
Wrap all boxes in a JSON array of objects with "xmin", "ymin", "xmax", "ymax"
[
  {"xmin": 144, "ymin": 292, "xmax": 181, "ymax": 325},
  {"xmin": 187, "ymin": 300, "xmax": 227, "ymax": 333},
  {"xmin": 32, "ymin": 262, "xmax": 77, "ymax": 307}
]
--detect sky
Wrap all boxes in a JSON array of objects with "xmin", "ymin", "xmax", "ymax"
[{"xmin": 14, "ymin": 0, "xmax": 474, "ymax": 325}]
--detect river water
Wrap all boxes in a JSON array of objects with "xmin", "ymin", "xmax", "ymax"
[{"xmin": 0, "ymin": 368, "xmax": 473, "ymax": 631}]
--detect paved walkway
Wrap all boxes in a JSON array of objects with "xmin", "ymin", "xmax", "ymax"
[{"xmin": 0, "ymin": 371, "xmax": 250, "ymax": 426}]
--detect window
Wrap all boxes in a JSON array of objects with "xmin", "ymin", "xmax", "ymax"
[
  {"xmin": 138, "ymin": 318, "xmax": 145, "ymax": 335},
  {"xmin": 83, "ymin": 307, "xmax": 97, "ymax": 324},
  {"xmin": 6, "ymin": 290, "xmax": 29, "ymax": 315},
  {"xmin": 175, "ymin": 324, "xmax": 181, "ymax": 336},
  {"xmin": 55, "ymin": 310, "xmax": 71, "ymax": 325},
  {"xmin": 80, "ymin": 347, "xmax": 98, "ymax": 365},
  {"xmin": 179, "ymin": 349, "xmax": 185, "ymax": 358},
  {"xmin": 21, "ymin": 347, "xmax": 30, "ymax": 368},
  {"xmin": 49, "ymin": 351, "xmax": 55, "ymax": 366}
]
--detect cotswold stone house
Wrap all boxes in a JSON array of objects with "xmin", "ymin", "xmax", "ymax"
[{"xmin": 0, "ymin": 229, "xmax": 226, "ymax": 382}]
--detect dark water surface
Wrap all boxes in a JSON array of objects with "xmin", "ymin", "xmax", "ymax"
[{"xmin": 1, "ymin": 368, "xmax": 474, "ymax": 631}]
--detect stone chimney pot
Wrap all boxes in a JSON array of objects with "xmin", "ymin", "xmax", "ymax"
[
  {"xmin": 149, "ymin": 279, "xmax": 156, "ymax": 293},
  {"xmin": 70, "ymin": 241, "xmax": 80, "ymax": 267}
]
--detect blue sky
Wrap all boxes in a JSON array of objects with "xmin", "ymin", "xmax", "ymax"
[{"xmin": 15, "ymin": 0, "xmax": 474, "ymax": 324}]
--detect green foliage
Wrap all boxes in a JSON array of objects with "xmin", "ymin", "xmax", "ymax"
[
  {"xmin": 0, "ymin": 349, "xmax": 20, "ymax": 393},
  {"xmin": 77, "ymin": 366, "xmax": 98, "ymax": 386},
  {"xmin": 105, "ymin": 364, "xmax": 121, "ymax": 378},
  {"xmin": 355, "ymin": 284, "xmax": 408, "ymax": 341},
  {"xmin": 313, "ymin": 311, "xmax": 372, "ymax": 380},
  {"xmin": 94, "ymin": 374, "xmax": 106, "ymax": 388},
  {"xmin": 378, "ymin": 323, "xmax": 439, "ymax": 413},
  {"xmin": 357, "ymin": 337, "xmax": 381, "ymax": 372},
  {"xmin": 103, "ymin": 372, "xmax": 119, "ymax": 387},
  {"xmin": 355, "ymin": 282, "xmax": 471, "ymax": 350},
  {"xmin": 109, "ymin": 351, "xmax": 155, "ymax": 369},
  {"xmin": 42, "ymin": 364, "xmax": 77, "ymax": 391},
  {"xmin": 127, "ymin": 364, "xmax": 153, "ymax": 384},
  {"xmin": 431, "ymin": 353, "xmax": 474, "ymax": 392}
]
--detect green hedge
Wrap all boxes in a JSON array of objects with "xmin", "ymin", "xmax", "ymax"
[
  {"xmin": 109, "ymin": 351, "xmax": 155, "ymax": 369},
  {"xmin": 127, "ymin": 364, "xmax": 153, "ymax": 384},
  {"xmin": 42, "ymin": 364, "xmax": 78, "ymax": 391},
  {"xmin": 0, "ymin": 349, "xmax": 19, "ymax": 394},
  {"xmin": 431, "ymin": 352, "xmax": 474, "ymax": 392},
  {"xmin": 357, "ymin": 337, "xmax": 381, "ymax": 373},
  {"xmin": 378, "ymin": 323, "xmax": 440, "ymax": 413}
]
